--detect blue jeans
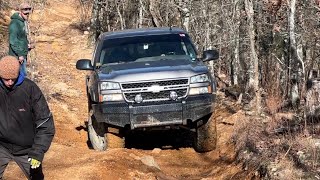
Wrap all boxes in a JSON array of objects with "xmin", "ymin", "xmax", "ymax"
[{"xmin": 20, "ymin": 58, "xmax": 27, "ymax": 76}]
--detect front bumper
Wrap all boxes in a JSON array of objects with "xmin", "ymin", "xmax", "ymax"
[{"xmin": 92, "ymin": 93, "xmax": 215, "ymax": 129}]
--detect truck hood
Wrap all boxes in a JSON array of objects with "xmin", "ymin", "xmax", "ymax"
[{"xmin": 97, "ymin": 58, "xmax": 208, "ymax": 82}]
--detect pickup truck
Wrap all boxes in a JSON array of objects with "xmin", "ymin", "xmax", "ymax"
[{"xmin": 76, "ymin": 27, "xmax": 219, "ymax": 152}]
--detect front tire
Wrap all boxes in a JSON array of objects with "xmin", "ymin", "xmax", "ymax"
[
  {"xmin": 88, "ymin": 110, "xmax": 107, "ymax": 151},
  {"xmin": 193, "ymin": 115, "xmax": 217, "ymax": 152}
]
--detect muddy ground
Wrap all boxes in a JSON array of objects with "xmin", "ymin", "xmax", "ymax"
[{"xmin": 3, "ymin": 0, "xmax": 251, "ymax": 179}]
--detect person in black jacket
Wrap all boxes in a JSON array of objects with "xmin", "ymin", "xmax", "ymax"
[{"xmin": 0, "ymin": 56, "xmax": 55, "ymax": 180}]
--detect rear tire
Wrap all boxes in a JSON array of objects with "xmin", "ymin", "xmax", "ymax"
[
  {"xmin": 88, "ymin": 110, "xmax": 106, "ymax": 151},
  {"xmin": 193, "ymin": 115, "xmax": 217, "ymax": 152}
]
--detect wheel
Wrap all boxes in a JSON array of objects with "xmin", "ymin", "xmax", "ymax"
[
  {"xmin": 105, "ymin": 127, "xmax": 125, "ymax": 149},
  {"xmin": 193, "ymin": 115, "xmax": 217, "ymax": 152},
  {"xmin": 88, "ymin": 110, "xmax": 106, "ymax": 151}
]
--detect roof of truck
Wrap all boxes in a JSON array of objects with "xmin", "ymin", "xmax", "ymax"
[{"xmin": 99, "ymin": 27, "xmax": 187, "ymax": 40}]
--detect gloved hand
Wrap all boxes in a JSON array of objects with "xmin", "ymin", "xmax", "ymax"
[{"xmin": 28, "ymin": 158, "xmax": 41, "ymax": 169}]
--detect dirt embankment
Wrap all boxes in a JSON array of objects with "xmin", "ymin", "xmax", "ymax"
[{"xmin": 3, "ymin": 0, "xmax": 250, "ymax": 179}]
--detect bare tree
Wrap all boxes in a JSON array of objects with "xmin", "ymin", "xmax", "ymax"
[
  {"xmin": 245, "ymin": 0, "xmax": 261, "ymax": 113},
  {"xmin": 177, "ymin": 0, "xmax": 190, "ymax": 31},
  {"xmin": 138, "ymin": 0, "xmax": 145, "ymax": 28},
  {"xmin": 90, "ymin": 0, "xmax": 102, "ymax": 39},
  {"xmin": 115, "ymin": 0, "xmax": 126, "ymax": 30},
  {"xmin": 288, "ymin": 0, "xmax": 304, "ymax": 107},
  {"xmin": 149, "ymin": 0, "xmax": 163, "ymax": 27},
  {"xmin": 231, "ymin": 0, "xmax": 242, "ymax": 85}
]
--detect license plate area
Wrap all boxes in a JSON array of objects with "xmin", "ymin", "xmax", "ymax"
[{"xmin": 130, "ymin": 104, "xmax": 183, "ymax": 129}]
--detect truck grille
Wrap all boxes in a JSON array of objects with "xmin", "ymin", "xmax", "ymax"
[{"xmin": 121, "ymin": 79, "xmax": 189, "ymax": 103}]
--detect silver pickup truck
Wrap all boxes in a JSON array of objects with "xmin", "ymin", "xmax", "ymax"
[{"xmin": 76, "ymin": 27, "xmax": 219, "ymax": 152}]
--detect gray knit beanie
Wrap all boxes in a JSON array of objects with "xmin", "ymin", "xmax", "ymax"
[{"xmin": 0, "ymin": 56, "xmax": 20, "ymax": 79}]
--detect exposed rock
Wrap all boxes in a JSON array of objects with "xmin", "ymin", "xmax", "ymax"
[
  {"xmin": 140, "ymin": 155, "xmax": 161, "ymax": 170},
  {"xmin": 152, "ymin": 148, "xmax": 161, "ymax": 154}
]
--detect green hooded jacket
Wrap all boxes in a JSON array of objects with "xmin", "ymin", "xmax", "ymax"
[{"xmin": 8, "ymin": 12, "xmax": 29, "ymax": 59}]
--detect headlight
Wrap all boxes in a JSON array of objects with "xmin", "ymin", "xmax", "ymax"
[
  {"xmin": 190, "ymin": 74, "xmax": 210, "ymax": 83},
  {"xmin": 189, "ymin": 86, "xmax": 212, "ymax": 95},
  {"xmin": 100, "ymin": 82, "xmax": 120, "ymax": 90},
  {"xmin": 100, "ymin": 94, "xmax": 124, "ymax": 102}
]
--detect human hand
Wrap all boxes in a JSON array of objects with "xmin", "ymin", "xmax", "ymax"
[
  {"xmin": 18, "ymin": 56, "xmax": 24, "ymax": 64},
  {"xmin": 28, "ymin": 158, "xmax": 41, "ymax": 169}
]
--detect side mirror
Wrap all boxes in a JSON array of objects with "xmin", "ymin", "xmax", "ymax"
[
  {"xmin": 202, "ymin": 50, "xmax": 219, "ymax": 62},
  {"xmin": 76, "ymin": 59, "xmax": 94, "ymax": 70}
]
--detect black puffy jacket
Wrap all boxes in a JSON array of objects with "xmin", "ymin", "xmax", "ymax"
[{"xmin": 0, "ymin": 74, "xmax": 55, "ymax": 161}]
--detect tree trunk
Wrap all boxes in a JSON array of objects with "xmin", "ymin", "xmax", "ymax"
[
  {"xmin": 91, "ymin": 0, "xmax": 101, "ymax": 40},
  {"xmin": 149, "ymin": 0, "xmax": 163, "ymax": 27},
  {"xmin": 115, "ymin": 0, "xmax": 125, "ymax": 30},
  {"xmin": 245, "ymin": 0, "xmax": 261, "ymax": 114},
  {"xmin": 232, "ymin": 0, "xmax": 241, "ymax": 85},
  {"xmin": 288, "ymin": 0, "xmax": 304, "ymax": 107},
  {"xmin": 182, "ymin": 1, "xmax": 190, "ymax": 31},
  {"xmin": 138, "ymin": 0, "xmax": 144, "ymax": 28}
]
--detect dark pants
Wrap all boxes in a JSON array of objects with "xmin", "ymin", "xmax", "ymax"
[{"xmin": 0, "ymin": 145, "xmax": 44, "ymax": 180}]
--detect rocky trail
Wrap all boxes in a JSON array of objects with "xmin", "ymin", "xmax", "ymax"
[{"xmin": 4, "ymin": 0, "xmax": 250, "ymax": 179}]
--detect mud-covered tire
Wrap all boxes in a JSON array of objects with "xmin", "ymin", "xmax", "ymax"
[
  {"xmin": 88, "ymin": 110, "xmax": 106, "ymax": 151},
  {"xmin": 193, "ymin": 116, "xmax": 217, "ymax": 152},
  {"xmin": 105, "ymin": 129, "xmax": 125, "ymax": 149}
]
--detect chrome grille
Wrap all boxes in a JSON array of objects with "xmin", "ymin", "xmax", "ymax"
[
  {"xmin": 122, "ymin": 79, "xmax": 188, "ymax": 89},
  {"xmin": 121, "ymin": 79, "xmax": 189, "ymax": 102}
]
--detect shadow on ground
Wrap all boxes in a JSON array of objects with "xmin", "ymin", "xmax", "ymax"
[{"xmin": 75, "ymin": 122, "xmax": 194, "ymax": 150}]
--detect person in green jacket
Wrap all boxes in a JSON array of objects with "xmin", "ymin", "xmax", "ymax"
[{"xmin": 8, "ymin": 3, "xmax": 34, "ymax": 76}]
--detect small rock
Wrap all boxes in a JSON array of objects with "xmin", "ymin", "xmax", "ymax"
[
  {"xmin": 245, "ymin": 111, "xmax": 254, "ymax": 116},
  {"xmin": 244, "ymin": 165, "xmax": 248, "ymax": 171},
  {"xmin": 84, "ymin": 31, "xmax": 89, "ymax": 35},
  {"xmin": 262, "ymin": 118, "xmax": 270, "ymax": 123},
  {"xmin": 152, "ymin": 148, "xmax": 161, "ymax": 154},
  {"xmin": 297, "ymin": 151, "xmax": 304, "ymax": 156},
  {"xmin": 140, "ymin": 155, "xmax": 160, "ymax": 170},
  {"xmin": 297, "ymin": 151, "xmax": 306, "ymax": 162},
  {"xmin": 72, "ymin": 108, "xmax": 78, "ymax": 111}
]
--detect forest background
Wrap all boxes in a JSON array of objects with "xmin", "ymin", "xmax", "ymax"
[{"xmin": 1, "ymin": 0, "xmax": 320, "ymax": 179}]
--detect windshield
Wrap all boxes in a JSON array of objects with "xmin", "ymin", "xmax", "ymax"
[{"xmin": 99, "ymin": 34, "xmax": 197, "ymax": 65}]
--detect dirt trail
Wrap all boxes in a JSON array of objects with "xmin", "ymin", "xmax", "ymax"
[{"xmin": 4, "ymin": 0, "xmax": 248, "ymax": 179}]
